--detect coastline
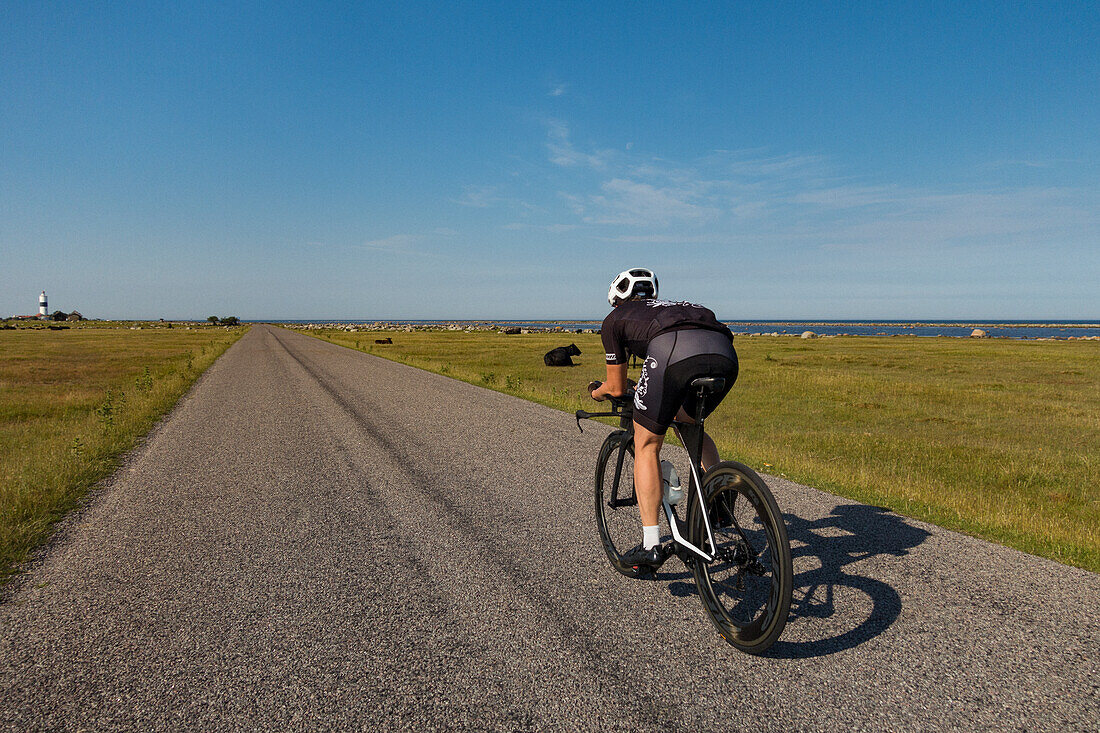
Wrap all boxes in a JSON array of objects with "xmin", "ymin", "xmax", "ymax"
[{"xmin": 277, "ymin": 319, "xmax": 1100, "ymax": 340}]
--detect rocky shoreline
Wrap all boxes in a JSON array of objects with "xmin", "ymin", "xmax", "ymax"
[
  {"xmin": 286, "ymin": 321, "xmax": 600, "ymax": 334},
  {"xmin": 283, "ymin": 321, "xmax": 1099, "ymax": 340}
]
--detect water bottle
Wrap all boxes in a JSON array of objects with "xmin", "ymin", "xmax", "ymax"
[{"xmin": 661, "ymin": 460, "xmax": 683, "ymax": 505}]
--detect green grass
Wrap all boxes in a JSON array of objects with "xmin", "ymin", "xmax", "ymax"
[
  {"xmin": 0, "ymin": 324, "xmax": 246, "ymax": 576},
  {"xmin": 303, "ymin": 328, "xmax": 1100, "ymax": 572}
]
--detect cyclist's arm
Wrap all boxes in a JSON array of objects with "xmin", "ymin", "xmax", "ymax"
[
  {"xmin": 591, "ymin": 363, "xmax": 628, "ymax": 400},
  {"xmin": 593, "ymin": 311, "xmax": 630, "ymax": 400}
]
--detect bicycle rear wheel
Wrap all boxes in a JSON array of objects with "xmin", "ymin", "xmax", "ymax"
[
  {"xmin": 594, "ymin": 430, "xmax": 644, "ymax": 577},
  {"xmin": 687, "ymin": 461, "xmax": 792, "ymax": 653}
]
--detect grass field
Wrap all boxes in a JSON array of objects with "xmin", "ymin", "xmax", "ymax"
[
  {"xmin": 304, "ymin": 328, "xmax": 1099, "ymax": 572},
  {"xmin": 0, "ymin": 323, "xmax": 246, "ymax": 576}
]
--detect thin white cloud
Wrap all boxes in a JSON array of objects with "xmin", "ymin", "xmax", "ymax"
[
  {"xmin": 452, "ymin": 184, "xmax": 545, "ymax": 215},
  {"xmin": 501, "ymin": 222, "xmax": 579, "ymax": 232},
  {"xmin": 549, "ymin": 83, "xmax": 568, "ymax": 97},
  {"xmin": 982, "ymin": 157, "xmax": 1081, "ymax": 170},
  {"xmin": 580, "ymin": 178, "xmax": 716, "ymax": 226},
  {"xmin": 504, "ymin": 119, "xmax": 1100, "ymax": 269},
  {"xmin": 360, "ymin": 228, "xmax": 457, "ymax": 256},
  {"xmin": 452, "ymin": 185, "xmax": 501, "ymax": 208},
  {"xmin": 726, "ymin": 153, "xmax": 827, "ymax": 178},
  {"xmin": 790, "ymin": 184, "xmax": 906, "ymax": 208},
  {"xmin": 361, "ymin": 234, "xmax": 422, "ymax": 253},
  {"xmin": 594, "ymin": 233, "xmax": 728, "ymax": 244},
  {"xmin": 546, "ymin": 119, "xmax": 612, "ymax": 169},
  {"xmin": 810, "ymin": 187, "xmax": 1100, "ymax": 252}
]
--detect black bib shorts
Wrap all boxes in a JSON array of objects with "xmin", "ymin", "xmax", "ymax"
[{"xmin": 631, "ymin": 328, "xmax": 738, "ymax": 435}]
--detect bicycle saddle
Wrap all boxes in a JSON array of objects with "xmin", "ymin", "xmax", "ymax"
[{"xmin": 690, "ymin": 377, "xmax": 725, "ymax": 393}]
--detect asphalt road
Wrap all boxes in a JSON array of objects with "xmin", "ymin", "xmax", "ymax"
[{"xmin": 2, "ymin": 325, "xmax": 1097, "ymax": 731}]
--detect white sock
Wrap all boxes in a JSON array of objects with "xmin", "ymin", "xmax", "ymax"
[{"xmin": 642, "ymin": 525, "xmax": 660, "ymax": 550}]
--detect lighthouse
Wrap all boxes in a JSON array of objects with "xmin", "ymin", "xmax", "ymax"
[{"xmin": 39, "ymin": 291, "xmax": 48, "ymax": 319}]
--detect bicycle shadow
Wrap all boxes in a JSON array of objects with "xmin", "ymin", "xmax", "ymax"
[{"xmin": 663, "ymin": 503, "xmax": 930, "ymax": 658}]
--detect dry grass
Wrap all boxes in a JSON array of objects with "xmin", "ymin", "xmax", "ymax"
[
  {"xmin": 0, "ymin": 324, "xmax": 245, "ymax": 575},
  {"xmin": 303, "ymin": 328, "xmax": 1100, "ymax": 571}
]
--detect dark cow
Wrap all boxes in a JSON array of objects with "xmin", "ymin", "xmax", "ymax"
[
  {"xmin": 375, "ymin": 337, "xmax": 392, "ymax": 344},
  {"xmin": 544, "ymin": 343, "xmax": 581, "ymax": 367}
]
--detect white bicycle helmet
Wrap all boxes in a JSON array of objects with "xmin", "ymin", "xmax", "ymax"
[{"xmin": 607, "ymin": 268, "xmax": 658, "ymax": 306}]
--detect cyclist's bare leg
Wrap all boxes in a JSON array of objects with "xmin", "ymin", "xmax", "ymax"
[
  {"xmin": 673, "ymin": 407, "xmax": 719, "ymax": 470},
  {"xmin": 632, "ymin": 421, "xmax": 665, "ymax": 527}
]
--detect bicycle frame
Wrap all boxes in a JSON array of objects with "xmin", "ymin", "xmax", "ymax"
[
  {"xmin": 663, "ymin": 425, "xmax": 716, "ymax": 563},
  {"xmin": 577, "ymin": 387, "xmax": 719, "ymax": 564}
]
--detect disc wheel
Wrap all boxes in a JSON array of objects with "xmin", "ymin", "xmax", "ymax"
[
  {"xmin": 688, "ymin": 462, "xmax": 793, "ymax": 653},
  {"xmin": 594, "ymin": 431, "xmax": 645, "ymax": 577}
]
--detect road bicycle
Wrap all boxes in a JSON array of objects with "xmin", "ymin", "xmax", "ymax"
[{"xmin": 576, "ymin": 378, "xmax": 793, "ymax": 654}]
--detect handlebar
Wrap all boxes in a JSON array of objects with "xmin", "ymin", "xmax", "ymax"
[{"xmin": 576, "ymin": 382, "xmax": 635, "ymax": 432}]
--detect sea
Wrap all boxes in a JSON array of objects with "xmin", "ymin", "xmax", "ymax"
[{"xmin": 271, "ymin": 319, "xmax": 1100, "ymax": 340}]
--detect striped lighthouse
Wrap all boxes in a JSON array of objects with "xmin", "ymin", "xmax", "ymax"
[{"xmin": 39, "ymin": 291, "xmax": 48, "ymax": 318}]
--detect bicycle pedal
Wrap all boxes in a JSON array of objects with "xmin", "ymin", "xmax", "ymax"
[
  {"xmin": 619, "ymin": 561, "xmax": 658, "ymax": 579},
  {"xmin": 670, "ymin": 543, "xmax": 693, "ymax": 565}
]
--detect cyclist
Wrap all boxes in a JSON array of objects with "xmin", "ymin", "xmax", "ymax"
[{"xmin": 590, "ymin": 268, "xmax": 738, "ymax": 573}]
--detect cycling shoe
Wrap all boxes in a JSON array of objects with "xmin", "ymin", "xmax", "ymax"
[{"xmin": 621, "ymin": 544, "xmax": 668, "ymax": 575}]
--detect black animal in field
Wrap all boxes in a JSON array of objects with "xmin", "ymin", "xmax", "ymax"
[
  {"xmin": 544, "ymin": 343, "xmax": 581, "ymax": 367},
  {"xmin": 375, "ymin": 337, "xmax": 392, "ymax": 344}
]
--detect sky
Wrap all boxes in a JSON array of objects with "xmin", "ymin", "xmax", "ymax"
[{"xmin": 2, "ymin": 2, "xmax": 1098, "ymax": 321}]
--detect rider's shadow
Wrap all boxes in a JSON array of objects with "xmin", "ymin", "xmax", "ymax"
[{"xmin": 665, "ymin": 503, "xmax": 930, "ymax": 658}]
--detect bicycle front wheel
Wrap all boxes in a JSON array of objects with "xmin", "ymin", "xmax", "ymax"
[
  {"xmin": 687, "ymin": 461, "xmax": 793, "ymax": 654},
  {"xmin": 594, "ymin": 430, "xmax": 643, "ymax": 577}
]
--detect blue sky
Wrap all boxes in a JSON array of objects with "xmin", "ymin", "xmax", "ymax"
[{"xmin": 2, "ymin": 2, "xmax": 1097, "ymax": 320}]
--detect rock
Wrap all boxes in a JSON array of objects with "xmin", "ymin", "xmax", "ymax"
[
  {"xmin": 970, "ymin": 328, "xmax": 989, "ymax": 338},
  {"xmin": 501, "ymin": 326, "xmax": 521, "ymax": 335},
  {"xmin": 800, "ymin": 331, "xmax": 816, "ymax": 339}
]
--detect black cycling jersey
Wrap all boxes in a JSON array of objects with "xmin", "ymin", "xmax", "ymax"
[{"xmin": 600, "ymin": 298, "xmax": 733, "ymax": 365}]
